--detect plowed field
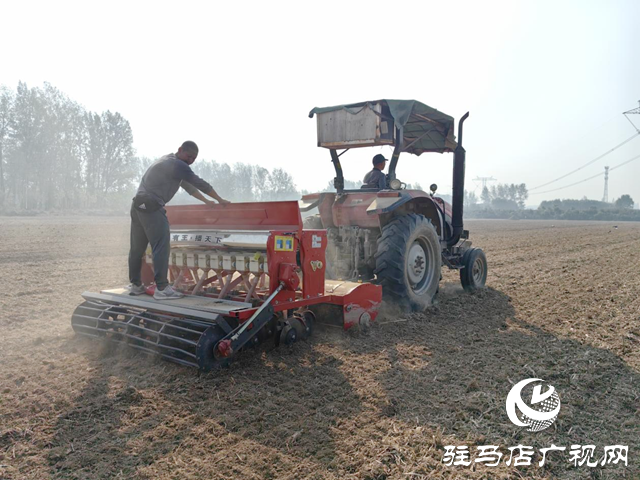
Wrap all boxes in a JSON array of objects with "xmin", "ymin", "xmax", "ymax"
[{"xmin": 1, "ymin": 217, "xmax": 639, "ymax": 479}]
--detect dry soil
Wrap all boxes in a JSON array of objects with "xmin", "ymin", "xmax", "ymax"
[{"xmin": 0, "ymin": 217, "xmax": 639, "ymax": 479}]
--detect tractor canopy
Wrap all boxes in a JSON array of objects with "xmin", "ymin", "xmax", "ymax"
[{"xmin": 309, "ymin": 99, "xmax": 457, "ymax": 155}]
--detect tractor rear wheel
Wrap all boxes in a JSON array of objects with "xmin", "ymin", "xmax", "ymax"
[
  {"xmin": 374, "ymin": 214, "xmax": 441, "ymax": 311},
  {"xmin": 460, "ymin": 248, "xmax": 487, "ymax": 292}
]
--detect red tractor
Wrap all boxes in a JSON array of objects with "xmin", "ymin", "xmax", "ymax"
[{"xmin": 301, "ymin": 99, "xmax": 487, "ymax": 310}]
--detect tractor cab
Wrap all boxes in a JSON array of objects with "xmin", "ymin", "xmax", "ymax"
[
  {"xmin": 301, "ymin": 99, "xmax": 487, "ymax": 310},
  {"xmin": 301, "ymin": 99, "xmax": 467, "ymax": 244},
  {"xmin": 309, "ymin": 99, "xmax": 459, "ymax": 193}
]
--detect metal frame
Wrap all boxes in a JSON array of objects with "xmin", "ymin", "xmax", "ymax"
[
  {"xmin": 82, "ymin": 289, "xmax": 252, "ymax": 320},
  {"xmin": 72, "ymin": 208, "xmax": 383, "ymax": 370}
]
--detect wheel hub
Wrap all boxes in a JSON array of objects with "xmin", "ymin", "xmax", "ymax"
[
  {"xmin": 407, "ymin": 243, "xmax": 427, "ymax": 284},
  {"xmin": 472, "ymin": 257, "xmax": 484, "ymax": 284}
]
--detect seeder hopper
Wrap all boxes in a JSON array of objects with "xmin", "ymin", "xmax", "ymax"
[{"xmin": 71, "ymin": 200, "xmax": 381, "ymax": 370}]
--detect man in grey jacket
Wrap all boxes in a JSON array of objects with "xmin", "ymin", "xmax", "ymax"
[
  {"xmin": 128, "ymin": 140, "xmax": 229, "ymax": 300},
  {"xmin": 362, "ymin": 154, "xmax": 387, "ymax": 190}
]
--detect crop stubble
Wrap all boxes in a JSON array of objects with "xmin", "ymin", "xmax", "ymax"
[{"xmin": 0, "ymin": 216, "xmax": 638, "ymax": 479}]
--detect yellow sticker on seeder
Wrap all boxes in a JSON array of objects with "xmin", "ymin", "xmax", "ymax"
[{"xmin": 274, "ymin": 235, "xmax": 294, "ymax": 252}]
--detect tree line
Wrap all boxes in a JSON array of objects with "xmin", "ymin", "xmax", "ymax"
[
  {"xmin": 172, "ymin": 160, "xmax": 300, "ymax": 204},
  {"xmin": 1, "ymin": 82, "xmax": 636, "ymax": 219},
  {"xmin": 0, "ymin": 82, "xmax": 305, "ymax": 213},
  {"xmin": 0, "ymin": 82, "xmax": 138, "ymax": 211},
  {"xmin": 464, "ymin": 182, "xmax": 638, "ymax": 221},
  {"xmin": 478, "ymin": 183, "xmax": 529, "ymax": 209},
  {"xmin": 539, "ymin": 195, "xmax": 635, "ymax": 211}
]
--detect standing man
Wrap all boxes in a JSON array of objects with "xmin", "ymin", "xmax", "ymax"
[
  {"xmin": 128, "ymin": 141, "xmax": 229, "ymax": 300},
  {"xmin": 362, "ymin": 154, "xmax": 387, "ymax": 190}
]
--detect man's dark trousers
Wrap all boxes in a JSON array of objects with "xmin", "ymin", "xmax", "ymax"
[{"xmin": 128, "ymin": 205, "xmax": 171, "ymax": 290}]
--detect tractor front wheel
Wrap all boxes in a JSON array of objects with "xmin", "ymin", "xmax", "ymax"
[
  {"xmin": 460, "ymin": 248, "xmax": 488, "ymax": 292},
  {"xmin": 374, "ymin": 214, "xmax": 441, "ymax": 311}
]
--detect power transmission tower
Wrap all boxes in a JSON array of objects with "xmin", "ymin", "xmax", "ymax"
[
  {"xmin": 623, "ymin": 101, "xmax": 640, "ymax": 133},
  {"xmin": 602, "ymin": 166, "xmax": 609, "ymax": 203},
  {"xmin": 473, "ymin": 176, "xmax": 497, "ymax": 189}
]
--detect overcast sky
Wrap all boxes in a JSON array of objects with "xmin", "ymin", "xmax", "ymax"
[{"xmin": 1, "ymin": 0, "xmax": 639, "ymax": 205}]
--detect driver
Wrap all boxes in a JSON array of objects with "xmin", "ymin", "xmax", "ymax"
[{"xmin": 362, "ymin": 154, "xmax": 387, "ymax": 190}]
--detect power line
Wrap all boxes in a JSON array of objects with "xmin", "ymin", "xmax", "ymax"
[
  {"xmin": 529, "ymin": 171, "xmax": 605, "ymax": 195},
  {"xmin": 529, "ymin": 153, "xmax": 640, "ymax": 195},
  {"xmin": 610, "ymin": 153, "xmax": 640, "ymax": 172},
  {"xmin": 529, "ymin": 132, "xmax": 640, "ymax": 190},
  {"xmin": 624, "ymin": 100, "xmax": 640, "ymax": 133},
  {"xmin": 624, "ymin": 101, "xmax": 640, "ymax": 115},
  {"xmin": 517, "ymin": 113, "xmax": 620, "ymax": 164}
]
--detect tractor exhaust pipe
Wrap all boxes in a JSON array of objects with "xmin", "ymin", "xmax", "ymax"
[{"xmin": 447, "ymin": 112, "xmax": 469, "ymax": 247}]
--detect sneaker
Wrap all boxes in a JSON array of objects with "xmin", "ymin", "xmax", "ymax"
[
  {"xmin": 128, "ymin": 283, "xmax": 146, "ymax": 296},
  {"xmin": 153, "ymin": 285, "xmax": 184, "ymax": 300}
]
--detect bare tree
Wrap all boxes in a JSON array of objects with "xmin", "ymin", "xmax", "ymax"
[
  {"xmin": 0, "ymin": 87, "xmax": 13, "ymax": 208},
  {"xmin": 0, "ymin": 81, "xmax": 139, "ymax": 211}
]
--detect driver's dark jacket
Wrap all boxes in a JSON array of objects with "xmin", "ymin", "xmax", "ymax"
[{"xmin": 362, "ymin": 167, "xmax": 386, "ymax": 190}]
